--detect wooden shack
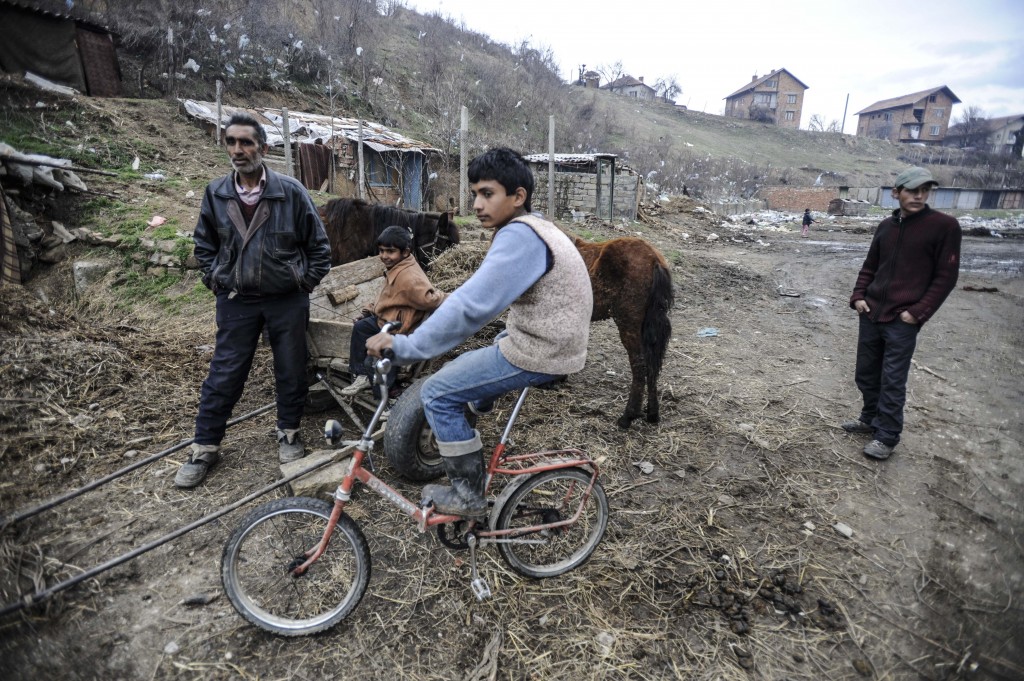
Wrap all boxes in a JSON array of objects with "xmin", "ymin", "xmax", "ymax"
[{"xmin": 181, "ymin": 101, "xmax": 440, "ymax": 210}]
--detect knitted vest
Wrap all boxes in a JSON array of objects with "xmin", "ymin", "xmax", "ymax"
[{"xmin": 498, "ymin": 214, "xmax": 592, "ymax": 375}]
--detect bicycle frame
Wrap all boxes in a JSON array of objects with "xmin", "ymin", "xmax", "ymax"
[{"xmin": 291, "ymin": 359, "xmax": 601, "ymax": 576}]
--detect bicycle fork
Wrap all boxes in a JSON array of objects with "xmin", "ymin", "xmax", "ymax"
[{"xmin": 466, "ymin": 533, "xmax": 491, "ymax": 601}]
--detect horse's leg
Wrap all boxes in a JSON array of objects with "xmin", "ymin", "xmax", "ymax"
[
  {"xmin": 641, "ymin": 263, "xmax": 673, "ymax": 423},
  {"xmin": 645, "ymin": 363, "xmax": 660, "ymax": 424},
  {"xmin": 615, "ymin": 324, "xmax": 646, "ymax": 429}
]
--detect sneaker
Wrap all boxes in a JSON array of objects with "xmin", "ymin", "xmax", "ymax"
[
  {"xmin": 863, "ymin": 440, "xmax": 894, "ymax": 460},
  {"xmin": 278, "ymin": 428, "xmax": 306, "ymax": 463},
  {"xmin": 340, "ymin": 374, "xmax": 371, "ymax": 397},
  {"xmin": 175, "ymin": 444, "xmax": 220, "ymax": 488},
  {"xmin": 841, "ymin": 418, "xmax": 873, "ymax": 434}
]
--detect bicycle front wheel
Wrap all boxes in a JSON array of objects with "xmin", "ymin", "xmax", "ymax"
[
  {"xmin": 494, "ymin": 467, "xmax": 608, "ymax": 579},
  {"xmin": 221, "ymin": 497, "xmax": 371, "ymax": 636}
]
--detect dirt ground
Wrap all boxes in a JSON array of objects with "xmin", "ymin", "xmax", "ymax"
[{"xmin": 1, "ymin": 87, "xmax": 1023, "ymax": 680}]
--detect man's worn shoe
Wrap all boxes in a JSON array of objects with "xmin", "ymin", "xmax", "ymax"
[
  {"xmin": 340, "ymin": 374, "xmax": 371, "ymax": 397},
  {"xmin": 278, "ymin": 428, "xmax": 306, "ymax": 463},
  {"xmin": 175, "ymin": 444, "xmax": 220, "ymax": 488},
  {"xmin": 841, "ymin": 418, "xmax": 874, "ymax": 434},
  {"xmin": 863, "ymin": 440, "xmax": 894, "ymax": 460}
]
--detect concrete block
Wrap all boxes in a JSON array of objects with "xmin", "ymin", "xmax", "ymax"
[{"xmin": 282, "ymin": 447, "xmax": 354, "ymax": 499}]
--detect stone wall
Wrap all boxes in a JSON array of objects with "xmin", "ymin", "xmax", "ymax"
[{"xmin": 531, "ymin": 168, "xmax": 641, "ymax": 220}]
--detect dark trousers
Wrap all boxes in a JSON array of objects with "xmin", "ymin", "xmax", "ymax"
[
  {"xmin": 854, "ymin": 315, "xmax": 920, "ymax": 446},
  {"xmin": 195, "ymin": 291, "xmax": 310, "ymax": 445},
  {"xmin": 348, "ymin": 315, "xmax": 397, "ymax": 388}
]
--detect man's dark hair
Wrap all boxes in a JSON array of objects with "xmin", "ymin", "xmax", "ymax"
[
  {"xmin": 377, "ymin": 225, "xmax": 413, "ymax": 252},
  {"xmin": 468, "ymin": 147, "xmax": 534, "ymax": 213},
  {"xmin": 225, "ymin": 112, "xmax": 267, "ymax": 146}
]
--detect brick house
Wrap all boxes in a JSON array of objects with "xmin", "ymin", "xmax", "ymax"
[
  {"xmin": 945, "ymin": 114, "xmax": 1024, "ymax": 156},
  {"xmin": 601, "ymin": 75, "xmax": 656, "ymax": 101},
  {"xmin": 855, "ymin": 86, "xmax": 961, "ymax": 145},
  {"xmin": 723, "ymin": 68, "xmax": 808, "ymax": 129}
]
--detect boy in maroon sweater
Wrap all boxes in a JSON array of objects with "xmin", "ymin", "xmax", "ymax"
[{"xmin": 843, "ymin": 166, "xmax": 961, "ymax": 460}]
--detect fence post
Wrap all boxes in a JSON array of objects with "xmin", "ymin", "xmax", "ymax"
[
  {"xmin": 548, "ymin": 115, "xmax": 555, "ymax": 219},
  {"xmin": 282, "ymin": 108, "xmax": 292, "ymax": 178},
  {"xmin": 215, "ymin": 80, "xmax": 222, "ymax": 145},
  {"xmin": 460, "ymin": 106, "xmax": 468, "ymax": 216},
  {"xmin": 358, "ymin": 120, "xmax": 366, "ymax": 200}
]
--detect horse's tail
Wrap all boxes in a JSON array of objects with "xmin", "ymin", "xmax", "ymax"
[{"xmin": 642, "ymin": 263, "xmax": 673, "ymax": 378}]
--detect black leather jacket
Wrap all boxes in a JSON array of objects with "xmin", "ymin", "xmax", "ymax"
[{"xmin": 193, "ymin": 167, "xmax": 332, "ymax": 298}]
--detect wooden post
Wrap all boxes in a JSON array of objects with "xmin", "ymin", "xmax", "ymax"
[
  {"xmin": 215, "ymin": 80, "xmax": 223, "ymax": 145},
  {"xmin": 460, "ymin": 105, "xmax": 469, "ymax": 216},
  {"xmin": 282, "ymin": 108, "xmax": 292, "ymax": 178},
  {"xmin": 548, "ymin": 115, "xmax": 555, "ymax": 219},
  {"xmin": 357, "ymin": 120, "xmax": 366, "ymax": 200}
]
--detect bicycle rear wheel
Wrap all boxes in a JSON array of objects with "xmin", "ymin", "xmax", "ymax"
[
  {"xmin": 221, "ymin": 497, "xmax": 370, "ymax": 636},
  {"xmin": 494, "ymin": 467, "xmax": 608, "ymax": 579}
]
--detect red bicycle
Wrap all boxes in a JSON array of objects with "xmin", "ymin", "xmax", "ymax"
[{"xmin": 221, "ymin": 324, "xmax": 608, "ymax": 636}]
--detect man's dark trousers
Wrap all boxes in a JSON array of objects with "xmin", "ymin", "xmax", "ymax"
[
  {"xmin": 195, "ymin": 290, "xmax": 310, "ymax": 445},
  {"xmin": 854, "ymin": 315, "xmax": 921, "ymax": 447}
]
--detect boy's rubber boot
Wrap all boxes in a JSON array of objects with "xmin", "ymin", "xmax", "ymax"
[{"xmin": 422, "ymin": 451, "xmax": 487, "ymax": 517}]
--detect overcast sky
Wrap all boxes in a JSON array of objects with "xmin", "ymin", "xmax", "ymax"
[{"xmin": 404, "ymin": 0, "xmax": 1024, "ymax": 133}]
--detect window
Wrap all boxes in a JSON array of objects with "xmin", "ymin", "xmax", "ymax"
[
  {"xmin": 933, "ymin": 108, "xmax": 944, "ymax": 119},
  {"xmin": 883, "ymin": 112, "xmax": 893, "ymax": 121},
  {"xmin": 365, "ymin": 151, "xmax": 395, "ymax": 187},
  {"xmin": 787, "ymin": 94, "xmax": 797, "ymax": 104},
  {"xmin": 930, "ymin": 125, "xmax": 941, "ymax": 136},
  {"xmin": 764, "ymin": 79, "xmax": 777, "ymax": 88},
  {"xmin": 785, "ymin": 111, "xmax": 795, "ymax": 121},
  {"xmin": 929, "ymin": 94, "xmax": 937, "ymax": 102},
  {"xmin": 909, "ymin": 125, "xmax": 921, "ymax": 139}
]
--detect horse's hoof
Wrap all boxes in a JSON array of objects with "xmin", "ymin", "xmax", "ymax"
[
  {"xmin": 616, "ymin": 416, "xmax": 634, "ymax": 429},
  {"xmin": 646, "ymin": 413, "xmax": 660, "ymax": 424}
]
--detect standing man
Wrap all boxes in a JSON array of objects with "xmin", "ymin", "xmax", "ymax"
[
  {"xmin": 176, "ymin": 112, "xmax": 332, "ymax": 488},
  {"xmin": 843, "ymin": 166, "xmax": 960, "ymax": 460}
]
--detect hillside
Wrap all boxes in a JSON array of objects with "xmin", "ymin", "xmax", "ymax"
[{"xmin": 16, "ymin": 0, "xmax": 959, "ymax": 202}]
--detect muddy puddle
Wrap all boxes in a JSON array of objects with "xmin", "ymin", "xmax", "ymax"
[{"xmin": 806, "ymin": 236, "xmax": 1024, "ymax": 277}]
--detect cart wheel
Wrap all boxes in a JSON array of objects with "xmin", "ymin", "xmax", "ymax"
[{"xmin": 383, "ymin": 377, "xmax": 444, "ymax": 481}]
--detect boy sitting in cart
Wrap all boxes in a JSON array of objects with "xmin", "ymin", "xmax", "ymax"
[
  {"xmin": 340, "ymin": 225, "xmax": 446, "ymax": 397},
  {"xmin": 367, "ymin": 147, "xmax": 593, "ymax": 517}
]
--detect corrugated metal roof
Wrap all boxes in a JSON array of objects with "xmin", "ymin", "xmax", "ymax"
[
  {"xmin": 523, "ymin": 153, "xmax": 617, "ymax": 163},
  {"xmin": 181, "ymin": 100, "xmax": 439, "ymax": 153}
]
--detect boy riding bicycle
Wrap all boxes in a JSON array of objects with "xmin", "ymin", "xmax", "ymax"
[{"xmin": 367, "ymin": 147, "xmax": 593, "ymax": 517}]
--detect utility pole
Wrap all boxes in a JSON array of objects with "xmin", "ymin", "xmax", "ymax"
[
  {"xmin": 841, "ymin": 93, "xmax": 849, "ymax": 134},
  {"xmin": 548, "ymin": 115, "xmax": 555, "ymax": 218}
]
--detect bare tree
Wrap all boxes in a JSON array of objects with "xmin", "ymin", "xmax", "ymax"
[
  {"xmin": 595, "ymin": 60, "xmax": 625, "ymax": 84},
  {"xmin": 652, "ymin": 75, "xmax": 682, "ymax": 103},
  {"xmin": 952, "ymin": 105, "xmax": 989, "ymax": 148},
  {"xmin": 808, "ymin": 114, "xmax": 825, "ymax": 132}
]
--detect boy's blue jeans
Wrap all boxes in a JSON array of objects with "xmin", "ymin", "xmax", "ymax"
[{"xmin": 420, "ymin": 345, "xmax": 556, "ymax": 451}]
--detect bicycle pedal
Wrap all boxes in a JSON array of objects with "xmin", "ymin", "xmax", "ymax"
[{"xmin": 471, "ymin": 577, "xmax": 492, "ymax": 601}]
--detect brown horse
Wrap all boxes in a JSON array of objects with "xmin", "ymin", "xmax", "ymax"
[
  {"xmin": 574, "ymin": 236, "xmax": 674, "ymax": 429},
  {"xmin": 318, "ymin": 198, "xmax": 460, "ymax": 270}
]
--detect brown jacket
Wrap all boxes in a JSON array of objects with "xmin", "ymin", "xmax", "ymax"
[{"xmin": 367, "ymin": 256, "xmax": 446, "ymax": 334}]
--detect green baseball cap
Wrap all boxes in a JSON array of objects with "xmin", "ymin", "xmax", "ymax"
[{"xmin": 894, "ymin": 166, "xmax": 937, "ymax": 190}]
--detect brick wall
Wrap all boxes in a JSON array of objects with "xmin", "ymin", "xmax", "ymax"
[{"xmin": 756, "ymin": 186, "xmax": 837, "ymax": 212}]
